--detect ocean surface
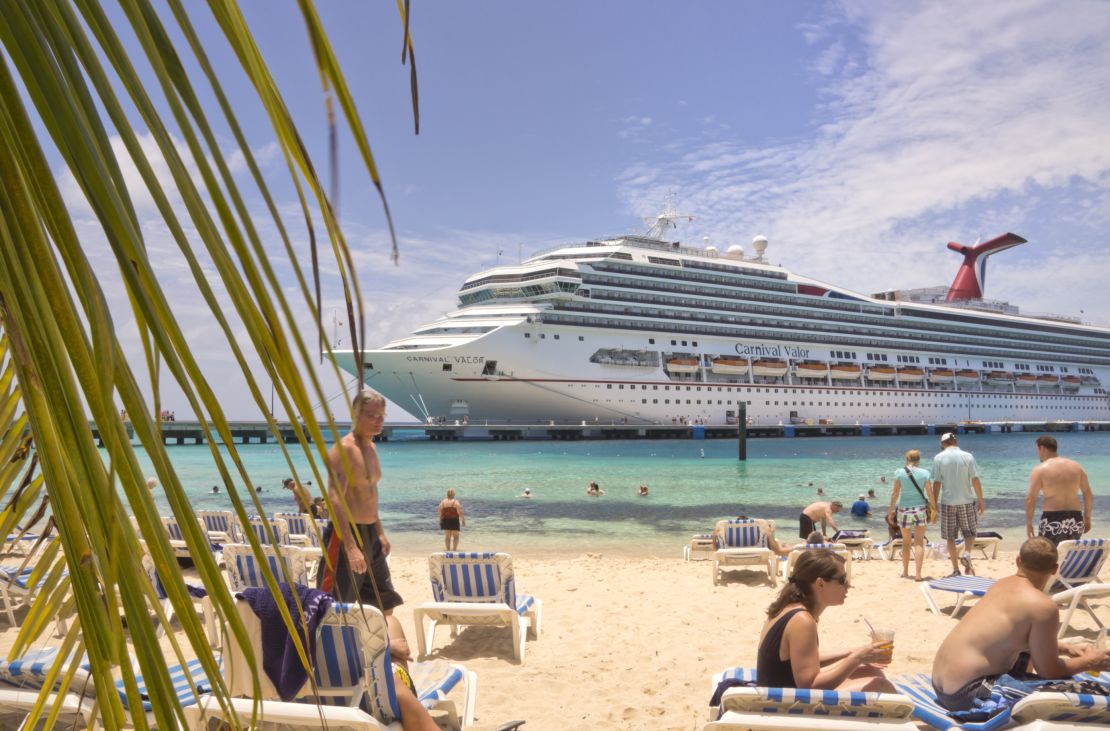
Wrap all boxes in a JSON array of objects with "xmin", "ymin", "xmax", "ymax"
[{"xmin": 126, "ymin": 431, "xmax": 1110, "ymax": 556}]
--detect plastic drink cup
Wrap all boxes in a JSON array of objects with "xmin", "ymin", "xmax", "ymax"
[
  {"xmin": 871, "ymin": 628, "xmax": 895, "ymax": 663},
  {"xmin": 1087, "ymin": 629, "xmax": 1107, "ymax": 678}
]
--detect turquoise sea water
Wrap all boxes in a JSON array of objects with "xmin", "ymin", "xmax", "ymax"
[{"xmin": 127, "ymin": 431, "xmax": 1110, "ymax": 556}]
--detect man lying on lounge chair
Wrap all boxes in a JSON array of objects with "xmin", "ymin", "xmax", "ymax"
[{"xmin": 931, "ymin": 536, "xmax": 1110, "ymax": 712}]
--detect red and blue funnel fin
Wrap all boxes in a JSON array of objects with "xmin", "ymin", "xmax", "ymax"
[{"xmin": 944, "ymin": 233, "xmax": 1027, "ymax": 301}]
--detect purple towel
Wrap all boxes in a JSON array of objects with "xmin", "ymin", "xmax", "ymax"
[{"xmin": 239, "ymin": 583, "xmax": 333, "ymax": 701}]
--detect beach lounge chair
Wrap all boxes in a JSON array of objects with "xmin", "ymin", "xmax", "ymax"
[
  {"xmin": 197, "ymin": 510, "xmax": 235, "ymax": 544},
  {"xmin": 831, "ymin": 530, "xmax": 874, "ymax": 561},
  {"xmin": 413, "ymin": 552, "xmax": 541, "ymax": 662},
  {"xmin": 0, "ymin": 687, "xmax": 101, "ymax": 729},
  {"xmin": 705, "ymin": 686, "xmax": 919, "ymax": 730},
  {"xmin": 783, "ymin": 543, "xmax": 854, "ymax": 585},
  {"xmin": 893, "ymin": 672, "xmax": 1110, "ymax": 730},
  {"xmin": 873, "ymin": 534, "xmax": 938, "ymax": 562},
  {"xmin": 0, "ymin": 543, "xmax": 68, "ymax": 631},
  {"xmin": 920, "ymin": 539, "xmax": 1110, "ymax": 636},
  {"xmin": 233, "ymin": 516, "xmax": 291, "ymax": 546},
  {"xmin": 712, "ymin": 520, "xmax": 777, "ymax": 586},
  {"xmin": 222, "ymin": 543, "xmax": 309, "ymax": 593},
  {"xmin": 139, "ymin": 551, "xmax": 217, "ymax": 647},
  {"xmin": 275, "ymin": 512, "xmax": 317, "ymax": 547},
  {"xmin": 685, "ymin": 532, "xmax": 717, "ymax": 561},
  {"xmin": 183, "ymin": 696, "xmax": 390, "ymax": 729},
  {"xmin": 708, "ymin": 666, "xmax": 756, "ymax": 720}
]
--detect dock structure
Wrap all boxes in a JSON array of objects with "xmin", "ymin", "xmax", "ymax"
[{"xmin": 90, "ymin": 419, "xmax": 1110, "ymax": 446}]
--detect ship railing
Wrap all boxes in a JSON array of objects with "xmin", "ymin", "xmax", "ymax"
[{"xmin": 529, "ymin": 236, "xmax": 720, "ymax": 261}]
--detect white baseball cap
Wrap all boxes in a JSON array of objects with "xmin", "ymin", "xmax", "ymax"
[{"xmin": 940, "ymin": 432, "xmax": 957, "ymax": 443}]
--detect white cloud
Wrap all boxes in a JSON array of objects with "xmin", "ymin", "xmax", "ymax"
[{"xmin": 617, "ymin": 0, "xmax": 1110, "ymax": 324}]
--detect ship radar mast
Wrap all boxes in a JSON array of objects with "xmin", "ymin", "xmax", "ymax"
[{"xmin": 642, "ymin": 207, "xmax": 694, "ymax": 240}]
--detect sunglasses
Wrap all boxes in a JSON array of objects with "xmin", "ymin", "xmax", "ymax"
[{"xmin": 824, "ymin": 573, "xmax": 848, "ymax": 586}]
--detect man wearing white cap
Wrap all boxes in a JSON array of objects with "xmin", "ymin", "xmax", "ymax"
[{"xmin": 932, "ymin": 433, "xmax": 985, "ymax": 577}]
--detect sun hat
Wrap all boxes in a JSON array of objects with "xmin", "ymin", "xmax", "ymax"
[{"xmin": 858, "ymin": 494, "xmax": 866, "ymax": 500}]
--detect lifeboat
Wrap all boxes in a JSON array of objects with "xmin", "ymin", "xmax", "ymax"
[
  {"xmin": 1062, "ymin": 375, "xmax": 1082, "ymax": 391},
  {"xmin": 896, "ymin": 367, "xmax": 926, "ymax": 383},
  {"xmin": 956, "ymin": 369, "xmax": 980, "ymax": 385},
  {"xmin": 751, "ymin": 358, "xmax": 789, "ymax": 377},
  {"xmin": 1015, "ymin": 373, "xmax": 1038, "ymax": 389},
  {"xmin": 985, "ymin": 370, "xmax": 1015, "ymax": 387},
  {"xmin": 1037, "ymin": 374, "xmax": 1059, "ymax": 386},
  {"xmin": 829, "ymin": 362, "xmax": 862, "ymax": 380},
  {"xmin": 665, "ymin": 357, "xmax": 700, "ymax": 374},
  {"xmin": 866, "ymin": 365, "xmax": 896, "ymax": 382},
  {"xmin": 710, "ymin": 356, "xmax": 749, "ymax": 375},
  {"xmin": 794, "ymin": 360, "xmax": 829, "ymax": 379},
  {"xmin": 928, "ymin": 368, "xmax": 955, "ymax": 383}
]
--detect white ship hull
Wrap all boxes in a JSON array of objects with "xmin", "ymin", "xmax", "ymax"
[{"xmin": 334, "ymin": 322, "xmax": 1110, "ymax": 426}]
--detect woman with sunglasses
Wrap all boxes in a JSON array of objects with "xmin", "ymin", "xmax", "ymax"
[{"xmin": 757, "ymin": 549, "xmax": 895, "ymax": 691}]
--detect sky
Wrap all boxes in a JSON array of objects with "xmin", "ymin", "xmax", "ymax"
[{"xmin": 27, "ymin": 0, "xmax": 1110, "ymax": 422}]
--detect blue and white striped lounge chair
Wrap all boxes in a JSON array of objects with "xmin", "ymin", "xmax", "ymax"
[
  {"xmin": 182, "ymin": 695, "xmax": 391, "ymax": 729},
  {"xmin": 413, "ymin": 552, "xmax": 542, "ymax": 663},
  {"xmin": 921, "ymin": 539, "xmax": 1110, "ymax": 636},
  {"xmin": 713, "ymin": 520, "xmax": 777, "ymax": 586},
  {"xmin": 233, "ymin": 516, "xmax": 291, "ymax": 547},
  {"xmin": 783, "ymin": 543, "xmax": 854, "ymax": 585},
  {"xmin": 894, "ymin": 672, "xmax": 1110, "ymax": 730},
  {"xmin": 310, "ymin": 603, "xmax": 476, "ymax": 728},
  {"xmin": 274, "ymin": 512, "xmax": 316, "ymax": 547},
  {"xmin": 705, "ymin": 686, "xmax": 919, "ymax": 730},
  {"xmin": 0, "ymin": 644, "xmax": 214, "ymax": 720},
  {"xmin": 139, "ymin": 551, "xmax": 216, "ymax": 647},
  {"xmin": 0, "ymin": 687, "xmax": 100, "ymax": 729},
  {"xmin": 222, "ymin": 543, "xmax": 308, "ymax": 593},
  {"xmin": 0, "ymin": 552, "xmax": 68, "ymax": 631},
  {"xmin": 197, "ymin": 510, "xmax": 235, "ymax": 544},
  {"xmin": 708, "ymin": 667, "xmax": 756, "ymax": 720},
  {"xmin": 874, "ymin": 534, "xmax": 939, "ymax": 562}
]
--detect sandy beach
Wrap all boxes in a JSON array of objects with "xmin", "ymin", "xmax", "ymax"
[{"xmin": 1, "ymin": 541, "xmax": 1106, "ymax": 730}]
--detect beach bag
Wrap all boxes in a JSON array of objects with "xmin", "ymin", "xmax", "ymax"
[
  {"xmin": 903, "ymin": 466, "xmax": 937, "ymax": 522},
  {"xmin": 441, "ymin": 502, "xmax": 459, "ymax": 520}
]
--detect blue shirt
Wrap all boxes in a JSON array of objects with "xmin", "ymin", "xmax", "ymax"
[
  {"xmin": 894, "ymin": 466, "xmax": 930, "ymax": 508},
  {"xmin": 850, "ymin": 499, "xmax": 870, "ymax": 517},
  {"xmin": 931, "ymin": 446, "xmax": 981, "ymax": 506}
]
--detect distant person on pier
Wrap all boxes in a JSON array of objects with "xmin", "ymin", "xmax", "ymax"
[
  {"xmin": 850, "ymin": 495, "xmax": 871, "ymax": 518},
  {"xmin": 1025, "ymin": 436, "xmax": 1092, "ymax": 545},
  {"xmin": 888, "ymin": 448, "xmax": 935, "ymax": 581},
  {"xmin": 284, "ymin": 477, "xmax": 313, "ymax": 514},
  {"xmin": 437, "ymin": 489, "xmax": 465, "ymax": 551},
  {"xmin": 799, "ymin": 500, "xmax": 842, "ymax": 538},
  {"xmin": 931, "ymin": 433, "xmax": 984, "ymax": 577},
  {"xmin": 317, "ymin": 389, "xmax": 403, "ymax": 616}
]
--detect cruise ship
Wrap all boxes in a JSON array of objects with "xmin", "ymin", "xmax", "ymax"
[{"xmin": 333, "ymin": 213, "xmax": 1110, "ymax": 425}]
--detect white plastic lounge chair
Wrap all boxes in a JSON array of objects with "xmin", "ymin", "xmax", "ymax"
[
  {"xmin": 967, "ymin": 531, "xmax": 1002, "ymax": 560},
  {"xmin": 275, "ymin": 512, "xmax": 317, "ymax": 547},
  {"xmin": 708, "ymin": 666, "xmax": 756, "ymax": 720},
  {"xmin": 0, "ymin": 687, "xmax": 101, "ymax": 729},
  {"xmin": 160, "ymin": 515, "xmax": 203, "ymax": 560},
  {"xmin": 783, "ymin": 543, "xmax": 854, "ymax": 585},
  {"xmin": 705, "ymin": 686, "xmax": 919, "ymax": 730},
  {"xmin": 874, "ymin": 533, "xmax": 938, "ymax": 562},
  {"xmin": 0, "ymin": 644, "xmax": 214, "ymax": 721},
  {"xmin": 921, "ymin": 539, "xmax": 1110, "ymax": 635},
  {"xmin": 712, "ymin": 520, "xmax": 777, "ymax": 586},
  {"xmin": 894, "ymin": 671, "xmax": 1110, "ymax": 731},
  {"xmin": 685, "ymin": 532, "xmax": 716, "ymax": 561},
  {"xmin": 0, "ymin": 547, "xmax": 68, "ymax": 631},
  {"xmin": 222, "ymin": 543, "xmax": 308, "ymax": 593},
  {"xmin": 831, "ymin": 530, "xmax": 874, "ymax": 560},
  {"xmin": 197, "ymin": 510, "xmax": 234, "ymax": 544},
  {"xmin": 139, "ymin": 551, "xmax": 217, "ymax": 647},
  {"xmin": 233, "ymin": 516, "xmax": 291, "ymax": 546},
  {"xmin": 183, "ymin": 695, "xmax": 390, "ymax": 729},
  {"xmin": 413, "ymin": 552, "xmax": 541, "ymax": 662}
]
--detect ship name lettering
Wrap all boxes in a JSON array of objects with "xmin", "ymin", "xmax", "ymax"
[
  {"xmin": 734, "ymin": 343, "xmax": 810, "ymax": 359},
  {"xmin": 453, "ymin": 356, "xmax": 486, "ymax": 364}
]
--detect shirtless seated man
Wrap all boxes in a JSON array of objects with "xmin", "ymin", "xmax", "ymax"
[
  {"xmin": 1025, "ymin": 435, "xmax": 1093, "ymax": 546},
  {"xmin": 799, "ymin": 500, "xmax": 842, "ymax": 539},
  {"xmin": 931, "ymin": 537, "xmax": 1110, "ymax": 711}
]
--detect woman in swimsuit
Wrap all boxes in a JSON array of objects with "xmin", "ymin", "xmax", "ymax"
[
  {"xmin": 756, "ymin": 549, "xmax": 895, "ymax": 691},
  {"xmin": 437, "ymin": 489, "xmax": 465, "ymax": 551}
]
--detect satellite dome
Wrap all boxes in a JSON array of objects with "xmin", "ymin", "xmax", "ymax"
[
  {"xmin": 705, "ymin": 245, "xmax": 718, "ymax": 256},
  {"xmin": 726, "ymin": 244, "xmax": 745, "ymax": 260},
  {"xmin": 752, "ymin": 235, "xmax": 769, "ymax": 257}
]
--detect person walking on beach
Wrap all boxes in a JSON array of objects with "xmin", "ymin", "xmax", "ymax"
[
  {"xmin": 932, "ymin": 433, "xmax": 985, "ymax": 577},
  {"xmin": 317, "ymin": 389, "xmax": 403, "ymax": 615},
  {"xmin": 888, "ymin": 449, "xmax": 935, "ymax": 581},
  {"xmin": 1025, "ymin": 436, "xmax": 1092, "ymax": 545},
  {"xmin": 930, "ymin": 537, "xmax": 1110, "ymax": 712},
  {"xmin": 799, "ymin": 500, "xmax": 842, "ymax": 538},
  {"xmin": 437, "ymin": 489, "xmax": 465, "ymax": 551}
]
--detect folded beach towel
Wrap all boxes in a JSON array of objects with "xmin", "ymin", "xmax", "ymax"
[
  {"xmin": 947, "ymin": 674, "xmax": 1110, "ymax": 722},
  {"xmin": 239, "ymin": 583, "xmax": 333, "ymax": 701}
]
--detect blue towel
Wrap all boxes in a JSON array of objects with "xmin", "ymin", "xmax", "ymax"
[{"xmin": 239, "ymin": 583, "xmax": 333, "ymax": 701}]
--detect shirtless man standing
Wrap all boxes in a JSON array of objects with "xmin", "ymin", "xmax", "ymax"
[
  {"xmin": 931, "ymin": 537, "xmax": 1110, "ymax": 712},
  {"xmin": 318, "ymin": 390, "xmax": 403, "ymax": 614},
  {"xmin": 1025, "ymin": 436, "xmax": 1093, "ymax": 546},
  {"xmin": 799, "ymin": 500, "xmax": 842, "ymax": 538}
]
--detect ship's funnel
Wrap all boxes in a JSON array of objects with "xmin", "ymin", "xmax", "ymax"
[{"xmin": 945, "ymin": 232, "xmax": 1027, "ymax": 301}]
